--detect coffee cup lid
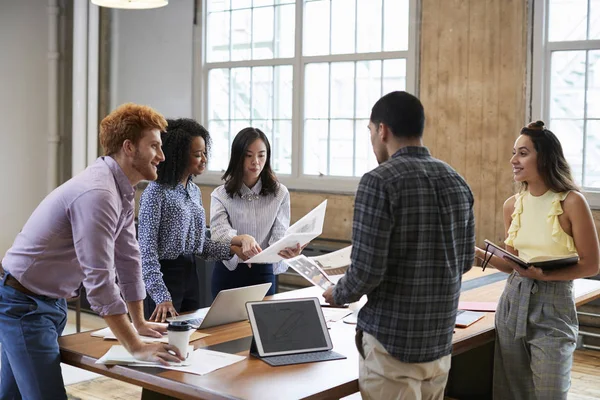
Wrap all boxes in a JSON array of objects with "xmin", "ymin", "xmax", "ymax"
[{"xmin": 167, "ymin": 321, "xmax": 194, "ymax": 332}]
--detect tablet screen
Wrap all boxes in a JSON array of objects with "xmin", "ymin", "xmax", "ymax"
[{"xmin": 247, "ymin": 298, "xmax": 332, "ymax": 356}]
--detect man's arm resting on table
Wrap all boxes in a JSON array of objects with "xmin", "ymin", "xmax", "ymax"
[{"xmin": 103, "ymin": 312, "xmax": 183, "ymax": 365}]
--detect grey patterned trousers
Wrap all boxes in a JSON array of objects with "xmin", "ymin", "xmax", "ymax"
[{"xmin": 493, "ymin": 272, "xmax": 578, "ymax": 400}]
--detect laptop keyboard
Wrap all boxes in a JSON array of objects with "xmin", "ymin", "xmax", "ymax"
[{"xmin": 261, "ymin": 350, "xmax": 346, "ymax": 366}]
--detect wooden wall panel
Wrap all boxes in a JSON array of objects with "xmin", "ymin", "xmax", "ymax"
[{"xmin": 420, "ymin": 0, "xmax": 528, "ymax": 246}]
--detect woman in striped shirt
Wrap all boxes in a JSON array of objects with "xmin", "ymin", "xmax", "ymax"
[{"xmin": 210, "ymin": 127, "xmax": 302, "ymax": 297}]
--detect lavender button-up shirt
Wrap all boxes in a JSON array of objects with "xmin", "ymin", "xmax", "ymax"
[{"xmin": 1, "ymin": 157, "xmax": 145, "ymax": 316}]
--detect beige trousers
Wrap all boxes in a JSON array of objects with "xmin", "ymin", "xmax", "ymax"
[{"xmin": 357, "ymin": 331, "xmax": 451, "ymax": 400}]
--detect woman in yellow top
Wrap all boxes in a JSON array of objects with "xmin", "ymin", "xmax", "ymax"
[{"xmin": 475, "ymin": 121, "xmax": 599, "ymax": 400}]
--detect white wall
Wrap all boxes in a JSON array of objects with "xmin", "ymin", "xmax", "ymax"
[
  {"xmin": 110, "ymin": 0, "xmax": 195, "ymax": 118},
  {"xmin": 0, "ymin": 0, "xmax": 51, "ymax": 255}
]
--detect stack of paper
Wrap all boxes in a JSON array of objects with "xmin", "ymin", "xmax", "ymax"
[
  {"xmin": 96, "ymin": 345, "xmax": 246, "ymax": 376},
  {"xmin": 96, "ymin": 345, "xmax": 195, "ymax": 366}
]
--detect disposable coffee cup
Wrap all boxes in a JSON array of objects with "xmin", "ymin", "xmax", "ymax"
[{"xmin": 167, "ymin": 321, "xmax": 194, "ymax": 359}]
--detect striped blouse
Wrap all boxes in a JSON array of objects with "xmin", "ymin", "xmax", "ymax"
[{"xmin": 210, "ymin": 179, "xmax": 290, "ymax": 274}]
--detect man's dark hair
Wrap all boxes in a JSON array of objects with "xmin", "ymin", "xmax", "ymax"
[
  {"xmin": 156, "ymin": 118, "xmax": 211, "ymax": 187},
  {"xmin": 222, "ymin": 127, "xmax": 279, "ymax": 198},
  {"xmin": 370, "ymin": 91, "xmax": 425, "ymax": 138}
]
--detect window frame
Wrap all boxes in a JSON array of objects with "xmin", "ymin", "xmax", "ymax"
[
  {"xmin": 531, "ymin": 0, "xmax": 600, "ymax": 208},
  {"xmin": 193, "ymin": 0, "xmax": 420, "ymax": 193}
]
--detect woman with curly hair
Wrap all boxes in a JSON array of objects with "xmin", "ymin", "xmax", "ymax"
[{"xmin": 138, "ymin": 118, "xmax": 260, "ymax": 322}]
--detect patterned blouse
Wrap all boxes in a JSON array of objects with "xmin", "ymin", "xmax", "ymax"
[{"xmin": 138, "ymin": 179, "xmax": 232, "ymax": 304}]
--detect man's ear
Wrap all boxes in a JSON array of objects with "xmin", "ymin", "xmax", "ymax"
[
  {"xmin": 379, "ymin": 123, "xmax": 391, "ymax": 143},
  {"xmin": 122, "ymin": 139, "xmax": 135, "ymax": 157}
]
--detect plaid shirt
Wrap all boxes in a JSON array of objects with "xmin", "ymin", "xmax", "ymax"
[{"xmin": 333, "ymin": 146, "xmax": 475, "ymax": 363}]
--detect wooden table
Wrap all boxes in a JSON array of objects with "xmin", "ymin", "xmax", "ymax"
[{"xmin": 59, "ymin": 268, "xmax": 600, "ymax": 400}]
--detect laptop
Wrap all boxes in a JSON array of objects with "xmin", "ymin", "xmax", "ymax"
[
  {"xmin": 245, "ymin": 298, "xmax": 346, "ymax": 366},
  {"xmin": 166, "ymin": 283, "xmax": 271, "ymax": 329}
]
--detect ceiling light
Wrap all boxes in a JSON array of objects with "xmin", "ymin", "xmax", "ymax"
[{"xmin": 91, "ymin": 0, "xmax": 168, "ymax": 9}]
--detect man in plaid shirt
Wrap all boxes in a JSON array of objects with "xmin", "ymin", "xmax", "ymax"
[{"xmin": 323, "ymin": 91, "xmax": 475, "ymax": 399}]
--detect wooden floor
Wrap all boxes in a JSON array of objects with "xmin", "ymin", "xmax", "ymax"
[{"xmin": 65, "ymin": 350, "xmax": 600, "ymax": 400}]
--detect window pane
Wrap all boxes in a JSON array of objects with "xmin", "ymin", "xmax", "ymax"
[
  {"xmin": 230, "ymin": 120, "xmax": 251, "ymax": 141},
  {"xmin": 383, "ymin": 0, "xmax": 409, "ymax": 51},
  {"xmin": 329, "ymin": 120, "xmax": 355, "ymax": 176},
  {"xmin": 253, "ymin": 7, "xmax": 274, "ymax": 59},
  {"xmin": 208, "ymin": 69, "xmax": 230, "ymax": 121},
  {"xmin": 304, "ymin": 119, "xmax": 329, "ymax": 175},
  {"xmin": 207, "ymin": 11, "xmax": 230, "ymax": 62},
  {"xmin": 587, "ymin": 50, "xmax": 600, "ymax": 118},
  {"xmin": 355, "ymin": 60, "xmax": 382, "ymax": 118},
  {"xmin": 304, "ymin": 0, "xmax": 330, "ymax": 56},
  {"xmin": 548, "ymin": 0, "xmax": 587, "ymax": 42},
  {"xmin": 254, "ymin": 0, "xmax": 274, "ymax": 6},
  {"xmin": 330, "ymin": 62, "xmax": 355, "ymax": 118},
  {"xmin": 331, "ymin": 0, "xmax": 355, "ymax": 55},
  {"xmin": 356, "ymin": 0, "xmax": 382, "ymax": 53},
  {"xmin": 550, "ymin": 119, "xmax": 584, "ymax": 184},
  {"xmin": 273, "ymin": 120, "xmax": 292, "ymax": 174},
  {"xmin": 252, "ymin": 67, "xmax": 273, "ymax": 120},
  {"xmin": 208, "ymin": 0, "xmax": 231, "ymax": 12},
  {"xmin": 550, "ymin": 51, "xmax": 586, "ymax": 119},
  {"xmin": 585, "ymin": 120, "xmax": 600, "ymax": 189},
  {"xmin": 274, "ymin": 4, "xmax": 295, "ymax": 58},
  {"xmin": 231, "ymin": 9, "xmax": 252, "ymax": 61},
  {"xmin": 592, "ymin": 0, "xmax": 600, "ymax": 39},
  {"xmin": 231, "ymin": 0, "xmax": 252, "ymax": 9},
  {"xmin": 274, "ymin": 66, "xmax": 293, "ymax": 119},
  {"xmin": 305, "ymin": 63, "xmax": 330, "ymax": 119},
  {"xmin": 208, "ymin": 119, "xmax": 230, "ymax": 172},
  {"xmin": 231, "ymin": 68, "xmax": 251, "ymax": 119},
  {"xmin": 383, "ymin": 59, "xmax": 407, "ymax": 94},
  {"xmin": 354, "ymin": 119, "xmax": 377, "ymax": 175}
]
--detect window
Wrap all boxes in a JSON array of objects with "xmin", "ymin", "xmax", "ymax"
[
  {"xmin": 533, "ymin": 0, "xmax": 600, "ymax": 205},
  {"xmin": 198, "ymin": 0, "xmax": 417, "ymax": 191}
]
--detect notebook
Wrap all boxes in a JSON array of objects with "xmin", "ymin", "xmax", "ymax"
[
  {"xmin": 455, "ymin": 310, "xmax": 486, "ymax": 328},
  {"xmin": 245, "ymin": 298, "xmax": 346, "ymax": 366},
  {"xmin": 167, "ymin": 283, "xmax": 271, "ymax": 329},
  {"xmin": 483, "ymin": 240, "xmax": 578, "ymax": 271}
]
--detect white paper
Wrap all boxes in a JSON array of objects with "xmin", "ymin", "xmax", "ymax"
[
  {"xmin": 283, "ymin": 255, "xmax": 334, "ymax": 290},
  {"xmin": 154, "ymin": 348, "xmax": 246, "ymax": 376},
  {"xmin": 244, "ymin": 200, "xmax": 327, "ymax": 264},
  {"xmin": 321, "ymin": 307, "xmax": 352, "ymax": 323},
  {"xmin": 91, "ymin": 323, "xmax": 170, "ymax": 343},
  {"xmin": 310, "ymin": 245, "xmax": 352, "ymax": 269},
  {"xmin": 96, "ymin": 345, "xmax": 194, "ymax": 366}
]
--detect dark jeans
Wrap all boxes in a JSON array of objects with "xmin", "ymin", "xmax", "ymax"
[
  {"xmin": 211, "ymin": 261, "xmax": 277, "ymax": 300},
  {"xmin": 144, "ymin": 254, "xmax": 200, "ymax": 320},
  {"xmin": 0, "ymin": 274, "xmax": 68, "ymax": 400}
]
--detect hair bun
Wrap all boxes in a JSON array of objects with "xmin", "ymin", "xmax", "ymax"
[{"xmin": 527, "ymin": 120, "xmax": 545, "ymax": 130}]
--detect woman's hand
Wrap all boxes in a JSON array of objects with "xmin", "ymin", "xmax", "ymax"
[
  {"xmin": 149, "ymin": 301, "xmax": 178, "ymax": 323},
  {"xmin": 509, "ymin": 260, "xmax": 545, "ymax": 280},
  {"xmin": 239, "ymin": 234, "xmax": 262, "ymax": 257},
  {"xmin": 231, "ymin": 245, "xmax": 249, "ymax": 261},
  {"xmin": 278, "ymin": 243, "xmax": 305, "ymax": 259}
]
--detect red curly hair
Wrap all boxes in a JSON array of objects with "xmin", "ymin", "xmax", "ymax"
[{"xmin": 99, "ymin": 103, "xmax": 167, "ymax": 156}]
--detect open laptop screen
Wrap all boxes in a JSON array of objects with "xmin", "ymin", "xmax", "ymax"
[{"xmin": 246, "ymin": 298, "xmax": 332, "ymax": 356}]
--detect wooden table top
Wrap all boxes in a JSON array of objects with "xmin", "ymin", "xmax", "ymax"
[{"xmin": 59, "ymin": 268, "xmax": 600, "ymax": 400}]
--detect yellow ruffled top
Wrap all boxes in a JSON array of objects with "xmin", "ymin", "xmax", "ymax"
[{"xmin": 504, "ymin": 190, "xmax": 576, "ymax": 261}]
